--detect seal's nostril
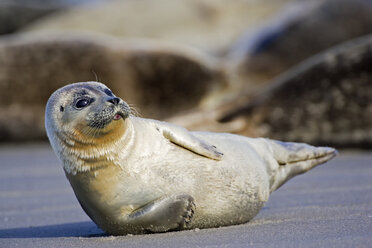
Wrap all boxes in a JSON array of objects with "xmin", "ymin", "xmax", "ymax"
[{"xmin": 107, "ymin": 97, "xmax": 120, "ymax": 105}]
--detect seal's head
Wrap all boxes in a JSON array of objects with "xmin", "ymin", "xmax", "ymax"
[{"xmin": 45, "ymin": 81, "xmax": 131, "ymax": 173}]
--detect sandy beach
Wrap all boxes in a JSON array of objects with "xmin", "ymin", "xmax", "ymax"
[{"xmin": 0, "ymin": 143, "xmax": 371, "ymax": 247}]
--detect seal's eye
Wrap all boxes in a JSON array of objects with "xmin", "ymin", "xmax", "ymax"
[{"xmin": 75, "ymin": 98, "xmax": 91, "ymax": 109}]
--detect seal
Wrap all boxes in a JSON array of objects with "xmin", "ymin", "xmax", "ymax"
[
  {"xmin": 221, "ymin": 34, "xmax": 372, "ymax": 148},
  {"xmin": 45, "ymin": 81, "xmax": 337, "ymax": 235}
]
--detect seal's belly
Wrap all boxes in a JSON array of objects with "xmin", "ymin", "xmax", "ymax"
[
  {"xmin": 124, "ymin": 133, "xmax": 271, "ymax": 228},
  {"xmin": 70, "ymin": 130, "xmax": 272, "ymax": 230},
  {"xmin": 190, "ymin": 136, "xmax": 270, "ymax": 227}
]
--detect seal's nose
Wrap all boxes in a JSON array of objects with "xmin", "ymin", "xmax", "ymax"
[{"xmin": 107, "ymin": 97, "xmax": 120, "ymax": 105}]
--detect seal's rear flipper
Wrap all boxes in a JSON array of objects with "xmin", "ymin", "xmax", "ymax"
[{"xmin": 267, "ymin": 140, "xmax": 337, "ymax": 192}]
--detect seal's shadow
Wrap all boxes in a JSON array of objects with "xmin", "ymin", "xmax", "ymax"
[{"xmin": 0, "ymin": 221, "xmax": 106, "ymax": 238}]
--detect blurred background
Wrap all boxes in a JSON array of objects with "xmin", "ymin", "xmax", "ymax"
[{"xmin": 0, "ymin": 0, "xmax": 371, "ymax": 148}]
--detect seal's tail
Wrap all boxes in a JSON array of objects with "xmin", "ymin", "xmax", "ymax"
[{"xmin": 266, "ymin": 139, "xmax": 337, "ymax": 192}]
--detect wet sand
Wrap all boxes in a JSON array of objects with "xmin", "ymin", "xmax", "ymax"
[{"xmin": 0, "ymin": 143, "xmax": 371, "ymax": 247}]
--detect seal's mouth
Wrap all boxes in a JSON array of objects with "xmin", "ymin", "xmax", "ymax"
[
  {"xmin": 113, "ymin": 110, "xmax": 128, "ymax": 121},
  {"xmin": 87, "ymin": 104, "xmax": 130, "ymax": 129},
  {"xmin": 114, "ymin": 113, "xmax": 122, "ymax": 120}
]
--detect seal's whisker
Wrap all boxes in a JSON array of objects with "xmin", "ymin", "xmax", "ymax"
[
  {"xmin": 128, "ymin": 104, "xmax": 141, "ymax": 117},
  {"xmin": 91, "ymin": 70, "xmax": 99, "ymax": 82},
  {"xmin": 89, "ymin": 126, "xmax": 100, "ymax": 137}
]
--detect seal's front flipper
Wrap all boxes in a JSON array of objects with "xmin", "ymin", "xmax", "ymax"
[
  {"xmin": 267, "ymin": 139, "xmax": 337, "ymax": 192},
  {"xmin": 124, "ymin": 194, "xmax": 195, "ymax": 233},
  {"xmin": 155, "ymin": 121, "xmax": 223, "ymax": 160}
]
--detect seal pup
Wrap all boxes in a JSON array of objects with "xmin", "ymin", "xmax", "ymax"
[{"xmin": 45, "ymin": 81, "xmax": 337, "ymax": 235}]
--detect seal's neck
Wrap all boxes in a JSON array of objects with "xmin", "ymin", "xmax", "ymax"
[{"xmin": 54, "ymin": 118, "xmax": 135, "ymax": 175}]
